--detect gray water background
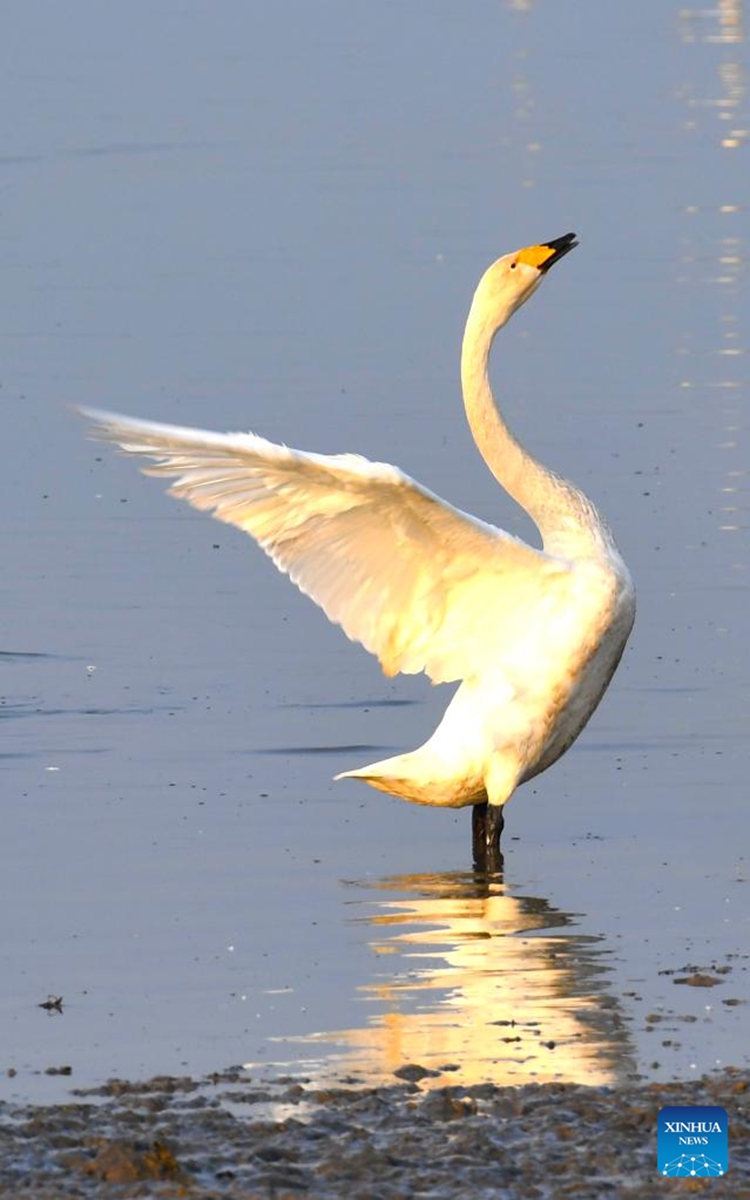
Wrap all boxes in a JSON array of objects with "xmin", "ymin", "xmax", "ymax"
[{"xmin": 1, "ymin": 1, "xmax": 747, "ymax": 1102}]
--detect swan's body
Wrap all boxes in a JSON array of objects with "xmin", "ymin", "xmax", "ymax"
[{"xmin": 80, "ymin": 233, "xmax": 635, "ymax": 858}]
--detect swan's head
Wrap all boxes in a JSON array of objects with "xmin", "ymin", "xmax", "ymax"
[{"xmin": 474, "ymin": 232, "xmax": 578, "ymax": 326}]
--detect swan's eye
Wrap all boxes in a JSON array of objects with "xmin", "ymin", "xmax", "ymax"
[{"xmin": 510, "ymin": 262, "xmax": 517, "ymax": 270}]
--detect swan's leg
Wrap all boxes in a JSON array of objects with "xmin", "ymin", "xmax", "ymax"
[
  {"xmin": 472, "ymin": 801, "xmax": 504, "ymax": 871},
  {"xmin": 472, "ymin": 801, "xmax": 488, "ymax": 856},
  {"xmin": 485, "ymin": 802, "xmax": 505, "ymax": 848}
]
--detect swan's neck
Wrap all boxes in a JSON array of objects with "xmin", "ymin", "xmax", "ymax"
[{"xmin": 460, "ymin": 297, "xmax": 612, "ymax": 560}]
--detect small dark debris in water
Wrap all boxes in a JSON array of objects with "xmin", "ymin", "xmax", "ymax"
[
  {"xmin": 674, "ymin": 972, "xmax": 723, "ymax": 988},
  {"xmin": 722, "ymin": 997, "xmax": 745, "ymax": 1006},
  {"xmin": 206, "ymin": 1067, "xmax": 246, "ymax": 1086},
  {"xmin": 39, "ymin": 995, "xmax": 64, "ymax": 1013},
  {"xmin": 660, "ymin": 961, "xmax": 732, "ymax": 981},
  {"xmin": 393, "ymin": 1063, "xmax": 441, "ymax": 1082},
  {"xmin": 44, "ymin": 1065, "xmax": 72, "ymax": 1076},
  {"xmin": 543, "ymin": 1041, "xmax": 556, "ymax": 1050}
]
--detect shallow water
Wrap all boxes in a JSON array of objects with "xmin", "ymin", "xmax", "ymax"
[{"xmin": 1, "ymin": 1, "xmax": 748, "ymax": 1105}]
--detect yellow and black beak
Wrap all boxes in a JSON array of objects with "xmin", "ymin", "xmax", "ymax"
[{"xmin": 516, "ymin": 232, "xmax": 578, "ymax": 272}]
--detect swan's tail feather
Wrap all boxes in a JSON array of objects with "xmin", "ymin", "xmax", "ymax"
[
  {"xmin": 335, "ymin": 754, "xmax": 481, "ymax": 809},
  {"xmin": 335, "ymin": 753, "xmax": 418, "ymax": 799}
]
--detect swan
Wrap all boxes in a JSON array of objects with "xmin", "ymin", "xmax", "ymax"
[{"xmin": 78, "ymin": 233, "xmax": 635, "ymax": 861}]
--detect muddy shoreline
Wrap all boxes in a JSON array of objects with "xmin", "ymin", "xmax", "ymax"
[{"xmin": 3, "ymin": 1065, "xmax": 747, "ymax": 1198}]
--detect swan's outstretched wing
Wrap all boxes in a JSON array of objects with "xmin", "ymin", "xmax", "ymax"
[{"xmin": 79, "ymin": 408, "xmax": 568, "ymax": 684}]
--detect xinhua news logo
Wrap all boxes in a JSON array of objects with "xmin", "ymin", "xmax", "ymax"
[{"xmin": 657, "ymin": 1106, "xmax": 728, "ymax": 1177}]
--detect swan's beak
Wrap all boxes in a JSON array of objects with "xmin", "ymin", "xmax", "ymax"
[
  {"xmin": 516, "ymin": 233, "xmax": 578, "ymax": 273},
  {"xmin": 538, "ymin": 233, "xmax": 578, "ymax": 272}
]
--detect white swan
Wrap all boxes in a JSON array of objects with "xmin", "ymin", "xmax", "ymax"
[{"xmin": 79, "ymin": 234, "xmax": 635, "ymax": 860}]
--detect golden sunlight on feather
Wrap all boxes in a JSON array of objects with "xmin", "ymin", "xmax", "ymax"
[{"xmin": 78, "ymin": 233, "xmax": 635, "ymax": 863}]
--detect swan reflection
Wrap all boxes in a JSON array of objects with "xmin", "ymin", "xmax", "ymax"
[{"xmin": 269, "ymin": 869, "xmax": 634, "ymax": 1088}]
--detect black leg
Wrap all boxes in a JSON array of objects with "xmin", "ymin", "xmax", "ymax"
[
  {"xmin": 472, "ymin": 801, "xmax": 488, "ymax": 861},
  {"xmin": 486, "ymin": 802, "xmax": 505, "ymax": 847},
  {"xmin": 472, "ymin": 801, "xmax": 504, "ymax": 872}
]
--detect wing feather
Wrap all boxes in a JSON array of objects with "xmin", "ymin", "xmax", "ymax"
[{"xmin": 79, "ymin": 407, "xmax": 568, "ymax": 683}]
